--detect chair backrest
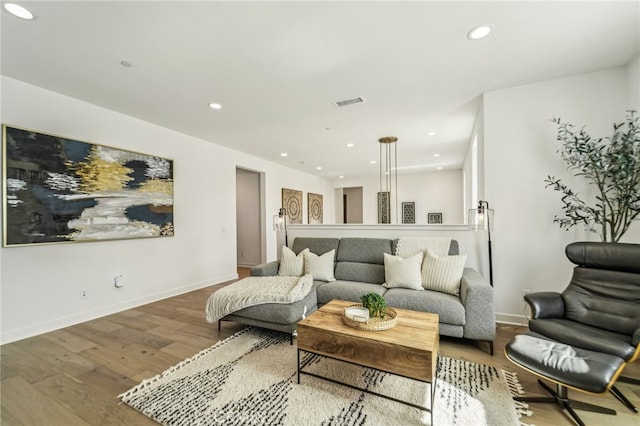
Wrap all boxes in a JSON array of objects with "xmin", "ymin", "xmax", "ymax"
[{"xmin": 563, "ymin": 242, "xmax": 640, "ymax": 336}]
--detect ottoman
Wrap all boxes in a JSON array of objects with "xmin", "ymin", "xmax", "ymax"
[{"xmin": 505, "ymin": 332, "xmax": 626, "ymax": 426}]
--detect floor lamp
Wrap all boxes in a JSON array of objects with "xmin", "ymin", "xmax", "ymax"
[
  {"xmin": 273, "ymin": 208, "xmax": 288, "ymax": 247},
  {"xmin": 468, "ymin": 200, "xmax": 494, "ymax": 286}
]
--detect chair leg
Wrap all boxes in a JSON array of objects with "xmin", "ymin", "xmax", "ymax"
[
  {"xmin": 610, "ymin": 385, "xmax": 638, "ymax": 413},
  {"xmin": 218, "ymin": 320, "xmax": 221, "ymax": 331},
  {"xmin": 514, "ymin": 379, "xmax": 616, "ymax": 426}
]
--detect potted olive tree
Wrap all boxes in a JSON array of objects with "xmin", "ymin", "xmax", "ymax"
[{"xmin": 545, "ymin": 110, "xmax": 640, "ymax": 242}]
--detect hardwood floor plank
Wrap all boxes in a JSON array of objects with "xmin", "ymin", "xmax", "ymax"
[
  {"xmin": 0, "ymin": 343, "xmax": 59, "ymax": 384},
  {"xmin": 2, "ymin": 376, "xmax": 90, "ymax": 426},
  {"xmin": 40, "ymin": 329, "xmax": 97, "ymax": 353},
  {"xmin": 15, "ymin": 336, "xmax": 96, "ymax": 377}
]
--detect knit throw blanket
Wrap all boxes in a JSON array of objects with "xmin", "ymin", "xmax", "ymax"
[
  {"xmin": 205, "ymin": 274, "xmax": 314, "ymax": 323},
  {"xmin": 395, "ymin": 237, "xmax": 452, "ymax": 257}
]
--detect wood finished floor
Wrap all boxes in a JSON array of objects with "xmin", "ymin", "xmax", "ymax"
[{"xmin": 1, "ymin": 268, "xmax": 638, "ymax": 426}]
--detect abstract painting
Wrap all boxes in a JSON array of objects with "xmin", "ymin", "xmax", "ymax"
[
  {"xmin": 402, "ymin": 202, "xmax": 415, "ymax": 224},
  {"xmin": 282, "ymin": 188, "xmax": 302, "ymax": 224},
  {"xmin": 3, "ymin": 125, "xmax": 174, "ymax": 246},
  {"xmin": 308, "ymin": 192, "xmax": 323, "ymax": 224},
  {"xmin": 378, "ymin": 191, "xmax": 390, "ymax": 224}
]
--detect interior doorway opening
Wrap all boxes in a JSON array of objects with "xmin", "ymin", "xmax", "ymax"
[
  {"xmin": 235, "ymin": 167, "xmax": 265, "ymax": 267},
  {"xmin": 342, "ymin": 186, "xmax": 363, "ymax": 224}
]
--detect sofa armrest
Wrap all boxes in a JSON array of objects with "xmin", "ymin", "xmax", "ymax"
[
  {"xmin": 524, "ymin": 292, "xmax": 565, "ymax": 319},
  {"xmin": 250, "ymin": 261, "xmax": 279, "ymax": 276},
  {"xmin": 459, "ymin": 267, "xmax": 495, "ymax": 341}
]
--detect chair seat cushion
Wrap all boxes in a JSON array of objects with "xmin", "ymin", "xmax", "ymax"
[
  {"xmin": 506, "ymin": 332, "xmax": 624, "ymax": 394},
  {"xmin": 529, "ymin": 318, "xmax": 636, "ymax": 361}
]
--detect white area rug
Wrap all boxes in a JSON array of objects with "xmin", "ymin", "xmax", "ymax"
[{"xmin": 120, "ymin": 328, "xmax": 532, "ymax": 426}]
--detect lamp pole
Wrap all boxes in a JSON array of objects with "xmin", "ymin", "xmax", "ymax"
[
  {"xmin": 279, "ymin": 208, "xmax": 288, "ymax": 247},
  {"xmin": 478, "ymin": 200, "xmax": 493, "ymax": 287}
]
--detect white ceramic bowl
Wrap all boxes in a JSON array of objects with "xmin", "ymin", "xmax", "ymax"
[{"xmin": 344, "ymin": 306, "xmax": 370, "ymax": 323}]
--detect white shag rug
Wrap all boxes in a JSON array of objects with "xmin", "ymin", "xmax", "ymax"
[{"xmin": 120, "ymin": 328, "xmax": 532, "ymax": 426}]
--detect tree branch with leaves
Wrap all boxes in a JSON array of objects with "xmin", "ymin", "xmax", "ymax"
[{"xmin": 545, "ymin": 110, "xmax": 640, "ymax": 242}]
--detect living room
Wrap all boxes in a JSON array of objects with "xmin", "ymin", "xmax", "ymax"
[{"xmin": 1, "ymin": 1, "xmax": 639, "ymax": 425}]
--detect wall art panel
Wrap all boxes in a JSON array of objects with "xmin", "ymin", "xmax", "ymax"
[
  {"xmin": 3, "ymin": 125, "xmax": 174, "ymax": 246},
  {"xmin": 282, "ymin": 188, "xmax": 302, "ymax": 224}
]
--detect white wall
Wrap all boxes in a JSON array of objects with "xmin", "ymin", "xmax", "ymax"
[
  {"xmin": 483, "ymin": 65, "xmax": 639, "ymax": 324},
  {"xmin": 332, "ymin": 169, "xmax": 463, "ymax": 225},
  {"xmin": 0, "ymin": 77, "xmax": 332, "ymax": 343}
]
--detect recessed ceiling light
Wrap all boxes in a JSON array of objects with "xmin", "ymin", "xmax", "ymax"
[
  {"xmin": 436, "ymin": 166, "xmax": 443, "ymax": 170},
  {"xmin": 433, "ymin": 153, "xmax": 441, "ymax": 157},
  {"xmin": 426, "ymin": 131, "xmax": 437, "ymax": 136},
  {"xmin": 280, "ymin": 153, "xmax": 288, "ymax": 157},
  {"xmin": 316, "ymin": 166, "xmax": 322, "ymax": 170},
  {"xmin": 467, "ymin": 25, "xmax": 492, "ymax": 40},
  {"xmin": 370, "ymin": 160, "xmax": 376, "ymax": 164},
  {"xmin": 4, "ymin": 3, "xmax": 34, "ymax": 20},
  {"xmin": 339, "ymin": 175, "xmax": 344, "ymax": 179},
  {"xmin": 208, "ymin": 102, "xmax": 222, "ymax": 110},
  {"xmin": 346, "ymin": 143, "xmax": 354, "ymax": 148}
]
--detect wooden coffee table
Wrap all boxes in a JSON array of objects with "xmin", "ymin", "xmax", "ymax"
[{"xmin": 296, "ymin": 299, "xmax": 439, "ymax": 418}]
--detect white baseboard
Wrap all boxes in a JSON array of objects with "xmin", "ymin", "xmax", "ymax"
[
  {"xmin": 495, "ymin": 312, "xmax": 529, "ymax": 326},
  {"xmin": 0, "ymin": 272, "xmax": 238, "ymax": 345}
]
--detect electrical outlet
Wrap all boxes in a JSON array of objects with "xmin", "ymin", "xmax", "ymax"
[{"xmin": 80, "ymin": 288, "xmax": 88, "ymax": 299}]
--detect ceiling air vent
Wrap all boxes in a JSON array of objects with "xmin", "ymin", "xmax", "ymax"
[{"xmin": 333, "ymin": 96, "xmax": 365, "ymax": 108}]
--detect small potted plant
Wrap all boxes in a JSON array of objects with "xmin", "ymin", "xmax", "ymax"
[{"xmin": 361, "ymin": 293, "xmax": 387, "ymax": 319}]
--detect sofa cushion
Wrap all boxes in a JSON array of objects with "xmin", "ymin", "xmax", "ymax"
[
  {"xmin": 422, "ymin": 249, "xmax": 467, "ymax": 296},
  {"xmin": 382, "ymin": 252, "xmax": 424, "ymax": 290},
  {"xmin": 292, "ymin": 237, "xmax": 340, "ymax": 256},
  {"xmin": 278, "ymin": 246, "xmax": 308, "ymax": 276},
  {"xmin": 226, "ymin": 289, "xmax": 318, "ymax": 324},
  {"xmin": 383, "ymin": 288, "xmax": 466, "ymax": 326},
  {"xmin": 304, "ymin": 249, "xmax": 336, "ymax": 282},
  {"xmin": 316, "ymin": 281, "xmax": 385, "ymax": 305},
  {"xmin": 334, "ymin": 262, "xmax": 385, "ymax": 284},
  {"xmin": 336, "ymin": 238, "xmax": 393, "ymax": 264}
]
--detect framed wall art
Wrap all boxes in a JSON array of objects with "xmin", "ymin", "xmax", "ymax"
[
  {"xmin": 402, "ymin": 202, "xmax": 415, "ymax": 224},
  {"xmin": 282, "ymin": 188, "xmax": 302, "ymax": 224},
  {"xmin": 307, "ymin": 192, "xmax": 323, "ymax": 224},
  {"xmin": 377, "ymin": 191, "xmax": 390, "ymax": 224},
  {"xmin": 3, "ymin": 125, "xmax": 174, "ymax": 246},
  {"xmin": 428, "ymin": 212, "xmax": 443, "ymax": 224}
]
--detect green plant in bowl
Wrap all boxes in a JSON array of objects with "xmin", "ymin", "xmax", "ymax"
[{"xmin": 361, "ymin": 293, "xmax": 386, "ymax": 318}]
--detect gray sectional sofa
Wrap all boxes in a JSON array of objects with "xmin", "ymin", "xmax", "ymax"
[{"xmin": 219, "ymin": 237, "xmax": 496, "ymax": 353}]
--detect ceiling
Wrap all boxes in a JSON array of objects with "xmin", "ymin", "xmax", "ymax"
[{"xmin": 2, "ymin": 1, "xmax": 639, "ymax": 180}]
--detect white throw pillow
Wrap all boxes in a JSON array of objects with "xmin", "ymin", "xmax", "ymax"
[
  {"xmin": 278, "ymin": 246, "xmax": 309, "ymax": 277},
  {"xmin": 421, "ymin": 249, "xmax": 467, "ymax": 296},
  {"xmin": 304, "ymin": 249, "xmax": 336, "ymax": 282},
  {"xmin": 382, "ymin": 252, "xmax": 424, "ymax": 290}
]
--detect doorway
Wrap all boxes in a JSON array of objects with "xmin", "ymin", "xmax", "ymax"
[
  {"xmin": 235, "ymin": 167, "xmax": 264, "ymax": 267},
  {"xmin": 342, "ymin": 186, "xmax": 363, "ymax": 223}
]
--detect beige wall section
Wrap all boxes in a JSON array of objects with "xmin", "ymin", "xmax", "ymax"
[
  {"xmin": 236, "ymin": 168, "xmax": 261, "ymax": 267},
  {"xmin": 343, "ymin": 187, "xmax": 363, "ymax": 223}
]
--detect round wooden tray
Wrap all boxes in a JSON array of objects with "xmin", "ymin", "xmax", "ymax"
[{"xmin": 342, "ymin": 304, "xmax": 398, "ymax": 331}]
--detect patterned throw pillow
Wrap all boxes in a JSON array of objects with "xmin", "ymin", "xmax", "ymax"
[
  {"xmin": 421, "ymin": 249, "xmax": 467, "ymax": 296},
  {"xmin": 278, "ymin": 246, "xmax": 308, "ymax": 277},
  {"xmin": 382, "ymin": 252, "xmax": 424, "ymax": 290},
  {"xmin": 304, "ymin": 249, "xmax": 336, "ymax": 282}
]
